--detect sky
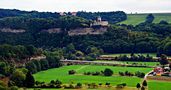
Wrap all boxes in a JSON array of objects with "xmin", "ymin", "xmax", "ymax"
[{"xmin": 0, "ymin": 0, "xmax": 171, "ymax": 13}]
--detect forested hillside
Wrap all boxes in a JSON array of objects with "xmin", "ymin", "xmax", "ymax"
[
  {"xmin": 0, "ymin": 9, "xmax": 170, "ymax": 56},
  {"xmin": 0, "ymin": 8, "xmax": 171, "ymax": 90}
]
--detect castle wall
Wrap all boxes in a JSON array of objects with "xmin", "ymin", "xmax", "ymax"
[{"xmin": 68, "ymin": 27, "xmax": 107, "ymax": 36}]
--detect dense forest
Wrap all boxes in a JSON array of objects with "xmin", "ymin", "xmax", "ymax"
[{"xmin": 0, "ymin": 9, "xmax": 170, "ymax": 56}]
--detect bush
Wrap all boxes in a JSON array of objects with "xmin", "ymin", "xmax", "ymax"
[
  {"xmin": 141, "ymin": 86, "xmax": 145, "ymax": 90},
  {"xmin": 9, "ymin": 86, "xmax": 18, "ymax": 90},
  {"xmin": 135, "ymin": 72, "xmax": 145, "ymax": 78},
  {"xmin": 99, "ymin": 83, "xmax": 102, "ymax": 86},
  {"xmin": 0, "ymin": 85, "xmax": 6, "ymax": 90},
  {"xmin": 92, "ymin": 72, "xmax": 101, "ymax": 76},
  {"xmin": 68, "ymin": 70, "xmax": 76, "ymax": 75},
  {"xmin": 142, "ymin": 80, "xmax": 147, "ymax": 86},
  {"xmin": 116, "ymin": 83, "xmax": 126, "ymax": 88},
  {"xmin": 121, "ymin": 83, "xmax": 126, "ymax": 86},
  {"xmin": 116, "ymin": 84, "xmax": 124, "ymax": 88},
  {"xmin": 76, "ymin": 83, "xmax": 82, "ymax": 88},
  {"xmin": 104, "ymin": 68, "xmax": 113, "ymax": 76},
  {"xmin": 55, "ymin": 80, "xmax": 62, "ymax": 84},
  {"xmin": 63, "ymin": 84, "xmax": 75, "ymax": 89},
  {"xmin": 84, "ymin": 72, "xmax": 91, "ymax": 75},
  {"xmin": 105, "ymin": 82, "xmax": 110, "ymax": 87}
]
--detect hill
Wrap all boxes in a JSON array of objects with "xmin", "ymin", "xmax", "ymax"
[{"xmin": 119, "ymin": 13, "xmax": 171, "ymax": 25}]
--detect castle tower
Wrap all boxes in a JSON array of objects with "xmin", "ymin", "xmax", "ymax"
[{"xmin": 97, "ymin": 16, "xmax": 102, "ymax": 22}]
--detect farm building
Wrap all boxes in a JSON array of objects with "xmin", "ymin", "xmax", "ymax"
[{"xmin": 153, "ymin": 67, "xmax": 164, "ymax": 76}]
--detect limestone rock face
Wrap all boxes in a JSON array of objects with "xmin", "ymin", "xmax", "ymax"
[
  {"xmin": 0, "ymin": 28, "xmax": 26, "ymax": 33},
  {"xmin": 68, "ymin": 27, "xmax": 107, "ymax": 36}
]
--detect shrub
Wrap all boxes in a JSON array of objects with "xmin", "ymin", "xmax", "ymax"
[
  {"xmin": 84, "ymin": 72, "xmax": 91, "ymax": 75},
  {"xmin": 9, "ymin": 86, "xmax": 18, "ymax": 90},
  {"xmin": 104, "ymin": 68, "xmax": 113, "ymax": 76},
  {"xmin": 49, "ymin": 84, "xmax": 55, "ymax": 88},
  {"xmin": 68, "ymin": 70, "xmax": 76, "ymax": 75},
  {"xmin": 142, "ymin": 80, "xmax": 147, "ymax": 86},
  {"xmin": 50, "ymin": 80, "xmax": 55, "ymax": 84},
  {"xmin": 99, "ymin": 83, "xmax": 102, "ymax": 86},
  {"xmin": 55, "ymin": 80, "xmax": 62, "ymax": 85},
  {"xmin": 76, "ymin": 83, "xmax": 82, "ymax": 88},
  {"xmin": 119, "ymin": 72, "xmax": 124, "ymax": 76},
  {"xmin": 135, "ymin": 71, "xmax": 145, "ymax": 78},
  {"xmin": 116, "ymin": 83, "xmax": 126, "ymax": 88},
  {"xmin": 87, "ymin": 83, "xmax": 98, "ymax": 89},
  {"xmin": 105, "ymin": 82, "xmax": 110, "ymax": 87},
  {"xmin": 63, "ymin": 84, "xmax": 75, "ymax": 89},
  {"xmin": 0, "ymin": 85, "xmax": 6, "ymax": 90},
  {"xmin": 141, "ymin": 86, "xmax": 145, "ymax": 90},
  {"xmin": 92, "ymin": 72, "xmax": 100, "ymax": 76},
  {"xmin": 116, "ymin": 84, "xmax": 124, "ymax": 88},
  {"xmin": 136, "ymin": 83, "xmax": 141, "ymax": 89},
  {"xmin": 121, "ymin": 83, "xmax": 126, "ymax": 86}
]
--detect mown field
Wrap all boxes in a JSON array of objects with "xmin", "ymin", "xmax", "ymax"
[
  {"xmin": 148, "ymin": 80, "xmax": 171, "ymax": 90},
  {"xmin": 119, "ymin": 13, "xmax": 171, "ymax": 25},
  {"xmin": 101, "ymin": 53, "xmax": 156, "ymax": 57},
  {"xmin": 34, "ymin": 65, "xmax": 152, "ymax": 87},
  {"xmin": 95, "ymin": 61, "xmax": 159, "ymax": 66}
]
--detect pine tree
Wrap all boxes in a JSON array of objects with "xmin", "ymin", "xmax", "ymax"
[
  {"xmin": 142, "ymin": 80, "xmax": 147, "ymax": 86},
  {"xmin": 136, "ymin": 83, "xmax": 141, "ymax": 90}
]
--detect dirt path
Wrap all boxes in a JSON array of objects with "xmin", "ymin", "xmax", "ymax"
[
  {"xmin": 75, "ymin": 65, "xmax": 89, "ymax": 72},
  {"xmin": 144, "ymin": 70, "xmax": 153, "ymax": 80}
]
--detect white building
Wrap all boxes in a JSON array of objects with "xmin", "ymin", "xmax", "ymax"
[{"xmin": 91, "ymin": 16, "xmax": 109, "ymax": 27}]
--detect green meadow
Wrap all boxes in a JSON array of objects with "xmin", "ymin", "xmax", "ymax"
[
  {"xmin": 34, "ymin": 65, "xmax": 152, "ymax": 87},
  {"xmin": 148, "ymin": 80, "xmax": 171, "ymax": 90},
  {"xmin": 119, "ymin": 13, "xmax": 171, "ymax": 25},
  {"xmin": 101, "ymin": 53, "xmax": 157, "ymax": 57}
]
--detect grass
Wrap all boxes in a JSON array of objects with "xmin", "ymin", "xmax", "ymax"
[
  {"xmin": 34, "ymin": 65, "xmax": 152, "ymax": 87},
  {"xmin": 94, "ymin": 61, "xmax": 159, "ymax": 66},
  {"xmin": 125, "ymin": 61, "xmax": 159, "ymax": 66},
  {"xmin": 28, "ymin": 87, "xmax": 138, "ymax": 90},
  {"xmin": 119, "ymin": 13, "xmax": 171, "ymax": 25},
  {"xmin": 148, "ymin": 80, "xmax": 171, "ymax": 90},
  {"xmin": 101, "ymin": 53, "xmax": 157, "ymax": 57}
]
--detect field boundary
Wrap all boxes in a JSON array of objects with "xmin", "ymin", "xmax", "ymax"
[{"xmin": 147, "ymin": 76, "xmax": 171, "ymax": 81}]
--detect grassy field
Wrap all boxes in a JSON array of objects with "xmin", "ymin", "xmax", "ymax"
[
  {"xmin": 101, "ymin": 53, "xmax": 157, "ymax": 57},
  {"xmin": 119, "ymin": 13, "xmax": 171, "ymax": 25},
  {"xmin": 122, "ymin": 61, "xmax": 159, "ymax": 66},
  {"xmin": 34, "ymin": 65, "xmax": 152, "ymax": 87},
  {"xmin": 28, "ymin": 87, "xmax": 138, "ymax": 90},
  {"xmin": 95, "ymin": 61, "xmax": 159, "ymax": 66},
  {"xmin": 148, "ymin": 80, "xmax": 171, "ymax": 90}
]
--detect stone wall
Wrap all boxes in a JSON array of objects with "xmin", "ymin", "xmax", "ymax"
[
  {"xmin": 68, "ymin": 27, "xmax": 107, "ymax": 36},
  {"xmin": 42, "ymin": 28, "xmax": 61, "ymax": 34}
]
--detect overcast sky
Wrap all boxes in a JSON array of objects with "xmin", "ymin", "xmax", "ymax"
[{"xmin": 0, "ymin": 0, "xmax": 171, "ymax": 13}]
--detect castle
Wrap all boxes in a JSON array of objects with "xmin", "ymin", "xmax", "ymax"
[{"xmin": 91, "ymin": 16, "xmax": 109, "ymax": 27}]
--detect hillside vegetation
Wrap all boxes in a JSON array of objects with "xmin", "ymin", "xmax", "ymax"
[{"xmin": 119, "ymin": 13, "xmax": 171, "ymax": 25}]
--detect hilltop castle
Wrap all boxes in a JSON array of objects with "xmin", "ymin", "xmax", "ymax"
[{"xmin": 91, "ymin": 16, "xmax": 109, "ymax": 27}]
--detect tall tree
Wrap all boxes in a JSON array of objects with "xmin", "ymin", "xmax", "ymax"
[
  {"xmin": 145, "ymin": 14, "xmax": 154, "ymax": 23},
  {"xmin": 24, "ymin": 72, "xmax": 35, "ymax": 88},
  {"xmin": 159, "ymin": 54, "xmax": 169, "ymax": 66},
  {"xmin": 142, "ymin": 80, "xmax": 147, "ymax": 87},
  {"xmin": 136, "ymin": 83, "xmax": 141, "ymax": 90}
]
